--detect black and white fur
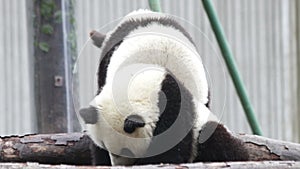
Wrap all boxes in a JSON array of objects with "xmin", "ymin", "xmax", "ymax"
[{"xmin": 80, "ymin": 9, "xmax": 249, "ymax": 166}]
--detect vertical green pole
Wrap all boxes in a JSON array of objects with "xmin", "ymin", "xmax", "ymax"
[
  {"xmin": 148, "ymin": 0, "xmax": 161, "ymax": 12},
  {"xmin": 202, "ymin": 0, "xmax": 262, "ymax": 135},
  {"xmin": 296, "ymin": 0, "xmax": 300, "ymax": 141}
]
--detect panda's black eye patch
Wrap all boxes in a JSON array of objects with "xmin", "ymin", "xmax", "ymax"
[{"xmin": 124, "ymin": 115, "xmax": 145, "ymax": 133}]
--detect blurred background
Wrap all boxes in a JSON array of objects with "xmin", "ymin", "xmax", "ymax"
[{"xmin": 0, "ymin": 0, "xmax": 299, "ymax": 143}]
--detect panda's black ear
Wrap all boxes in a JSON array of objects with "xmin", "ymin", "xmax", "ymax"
[
  {"xmin": 79, "ymin": 107, "xmax": 98, "ymax": 124},
  {"xmin": 90, "ymin": 30, "xmax": 106, "ymax": 48}
]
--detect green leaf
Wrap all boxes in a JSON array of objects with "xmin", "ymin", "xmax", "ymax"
[
  {"xmin": 34, "ymin": 41, "xmax": 38, "ymax": 47},
  {"xmin": 54, "ymin": 11, "xmax": 62, "ymax": 23},
  {"xmin": 40, "ymin": 0, "xmax": 56, "ymax": 18},
  {"xmin": 39, "ymin": 42, "xmax": 50, "ymax": 52},
  {"xmin": 41, "ymin": 24, "xmax": 54, "ymax": 35},
  {"xmin": 70, "ymin": 17, "xmax": 75, "ymax": 25}
]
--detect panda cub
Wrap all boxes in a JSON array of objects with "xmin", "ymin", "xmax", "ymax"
[{"xmin": 79, "ymin": 9, "xmax": 249, "ymax": 166}]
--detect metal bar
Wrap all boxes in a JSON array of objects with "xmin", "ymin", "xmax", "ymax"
[
  {"xmin": 202, "ymin": 0, "xmax": 262, "ymax": 135},
  {"xmin": 148, "ymin": 0, "xmax": 161, "ymax": 12}
]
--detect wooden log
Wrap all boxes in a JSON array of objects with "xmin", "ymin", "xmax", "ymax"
[
  {"xmin": 239, "ymin": 134, "xmax": 300, "ymax": 161},
  {"xmin": 0, "ymin": 132, "xmax": 300, "ymax": 165},
  {"xmin": 0, "ymin": 161, "xmax": 300, "ymax": 169},
  {"xmin": 0, "ymin": 133, "xmax": 92, "ymax": 165}
]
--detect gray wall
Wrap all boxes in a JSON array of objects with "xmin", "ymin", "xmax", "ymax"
[
  {"xmin": 0, "ymin": 0, "xmax": 298, "ymax": 143},
  {"xmin": 0, "ymin": 0, "xmax": 35, "ymax": 135}
]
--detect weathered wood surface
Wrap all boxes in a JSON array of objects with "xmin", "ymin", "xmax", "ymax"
[
  {"xmin": 0, "ymin": 133, "xmax": 92, "ymax": 165},
  {"xmin": 239, "ymin": 134, "xmax": 300, "ymax": 161},
  {"xmin": 0, "ymin": 161, "xmax": 300, "ymax": 169},
  {"xmin": 0, "ymin": 132, "xmax": 300, "ymax": 165}
]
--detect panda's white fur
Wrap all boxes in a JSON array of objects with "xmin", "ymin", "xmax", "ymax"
[
  {"xmin": 105, "ymin": 34, "xmax": 207, "ymax": 105},
  {"xmin": 100, "ymin": 9, "xmax": 208, "ymax": 105}
]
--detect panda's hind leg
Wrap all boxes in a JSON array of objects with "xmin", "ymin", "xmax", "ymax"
[{"xmin": 194, "ymin": 121, "xmax": 249, "ymax": 162}]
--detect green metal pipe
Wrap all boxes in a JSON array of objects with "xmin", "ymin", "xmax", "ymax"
[
  {"xmin": 148, "ymin": 0, "xmax": 162, "ymax": 12},
  {"xmin": 201, "ymin": 0, "xmax": 262, "ymax": 135}
]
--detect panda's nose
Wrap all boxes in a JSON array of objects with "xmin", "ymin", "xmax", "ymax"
[{"xmin": 124, "ymin": 115, "xmax": 145, "ymax": 133}]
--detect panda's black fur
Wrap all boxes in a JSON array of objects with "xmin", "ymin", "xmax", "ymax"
[
  {"xmin": 195, "ymin": 121, "xmax": 249, "ymax": 162},
  {"xmin": 82, "ymin": 10, "xmax": 249, "ymax": 166},
  {"xmin": 134, "ymin": 73, "xmax": 195, "ymax": 164}
]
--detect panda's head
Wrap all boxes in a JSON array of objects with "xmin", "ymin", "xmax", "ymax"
[
  {"xmin": 80, "ymin": 66, "xmax": 165, "ymax": 164},
  {"xmin": 79, "ymin": 65, "xmax": 209, "ymax": 165}
]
